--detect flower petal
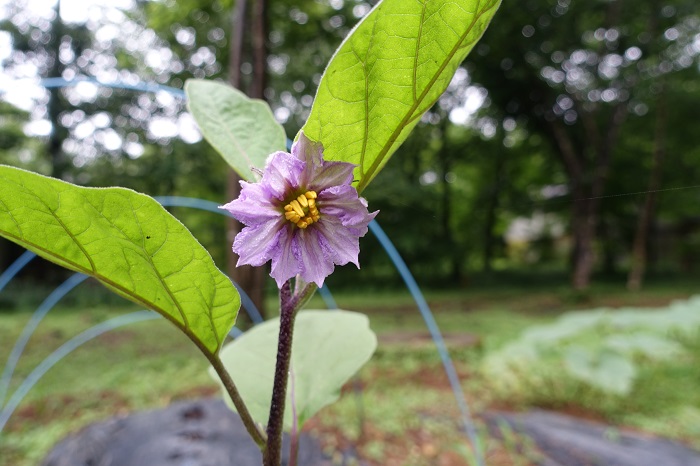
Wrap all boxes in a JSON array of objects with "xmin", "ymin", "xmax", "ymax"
[
  {"xmin": 308, "ymin": 161, "xmax": 355, "ymax": 192},
  {"xmin": 292, "ymin": 131, "xmax": 323, "ymax": 166},
  {"xmin": 233, "ymin": 218, "xmax": 285, "ymax": 267},
  {"xmin": 318, "ymin": 185, "xmax": 378, "ymax": 228},
  {"xmin": 292, "ymin": 131, "xmax": 356, "ymax": 190},
  {"xmin": 295, "ymin": 228, "xmax": 335, "ymax": 287},
  {"xmin": 261, "ymin": 151, "xmax": 304, "ymax": 200},
  {"xmin": 220, "ymin": 182, "xmax": 280, "ymax": 226},
  {"xmin": 314, "ymin": 216, "xmax": 362, "ymax": 268},
  {"xmin": 269, "ymin": 224, "xmax": 301, "ymax": 287}
]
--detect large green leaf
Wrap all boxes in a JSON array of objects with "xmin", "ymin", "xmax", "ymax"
[
  {"xmin": 185, "ymin": 79, "xmax": 287, "ymax": 181},
  {"xmin": 214, "ymin": 310, "xmax": 377, "ymax": 430},
  {"xmin": 0, "ymin": 166, "xmax": 238, "ymax": 354},
  {"xmin": 302, "ymin": 0, "xmax": 501, "ymax": 192}
]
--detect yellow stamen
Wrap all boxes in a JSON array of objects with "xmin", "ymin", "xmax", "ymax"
[
  {"xmin": 284, "ymin": 211, "xmax": 301, "ymax": 222},
  {"xmin": 283, "ymin": 190, "xmax": 320, "ymax": 228},
  {"xmin": 289, "ymin": 200, "xmax": 304, "ymax": 217}
]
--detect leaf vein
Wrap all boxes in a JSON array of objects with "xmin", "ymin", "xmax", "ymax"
[
  {"xmin": 413, "ymin": 0, "xmax": 427, "ymax": 103},
  {"xmin": 357, "ymin": 0, "xmax": 498, "ymax": 192}
]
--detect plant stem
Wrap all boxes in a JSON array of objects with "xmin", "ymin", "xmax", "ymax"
[
  {"xmin": 208, "ymin": 353, "xmax": 267, "ymax": 448},
  {"xmin": 292, "ymin": 280, "xmax": 317, "ymax": 314},
  {"xmin": 263, "ymin": 280, "xmax": 298, "ymax": 466},
  {"xmin": 289, "ymin": 433, "xmax": 299, "ymax": 466},
  {"xmin": 289, "ymin": 359, "xmax": 299, "ymax": 466}
]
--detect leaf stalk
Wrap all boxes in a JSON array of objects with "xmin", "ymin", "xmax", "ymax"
[{"xmin": 207, "ymin": 352, "xmax": 267, "ymax": 448}]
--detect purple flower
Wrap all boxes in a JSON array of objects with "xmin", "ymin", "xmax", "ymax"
[{"xmin": 220, "ymin": 131, "xmax": 378, "ymax": 288}]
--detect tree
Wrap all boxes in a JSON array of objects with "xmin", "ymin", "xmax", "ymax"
[
  {"xmin": 466, "ymin": 0, "xmax": 700, "ymax": 289},
  {"xmin": 626, "ymin": 81, "xmax": 666, "ymax": 290}
]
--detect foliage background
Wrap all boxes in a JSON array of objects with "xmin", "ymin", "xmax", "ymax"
[{"xmin": 0, "ymin": 0, "xmax": 698, "ymax": 292}]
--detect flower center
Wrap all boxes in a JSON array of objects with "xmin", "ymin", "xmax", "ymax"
[{"xmin": 283, "ymin": 191, "xmax": 320, "ymax": 229}]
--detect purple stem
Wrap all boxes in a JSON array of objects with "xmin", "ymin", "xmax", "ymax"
[
  {"xmin": 262, "ymin": 280, "xmax": 298, "ymax": 466},
  {"xmin": 289, "ymin": 361, "xmax": 299, "ymax": 466}
]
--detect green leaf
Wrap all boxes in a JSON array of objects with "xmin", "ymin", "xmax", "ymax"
[
  {"xmin": 213, "ymin": 310, "xmax": 377, "ymax": 430},
  {"xmin": 0, "ymin": 165, "xmax": 238, "ymax": 354},
  {"xmin": 302, "ymin": 0, "xmax": 501, "ymax": 192},
  {"xmin": 185, "ymin": 79, "xmax": 287, "ymax": 181}
]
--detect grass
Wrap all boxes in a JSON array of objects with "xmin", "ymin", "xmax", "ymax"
[
  {"xmin": 1, "ymin": 279, "xmax": 699, "ymax": 465},
  {"xmin": 0, "ymin": 304, "xmax": 218, "ymax": 466}
]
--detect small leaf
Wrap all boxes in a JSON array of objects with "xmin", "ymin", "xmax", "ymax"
[
  {"xmin": 302, "ymin": 0, "xmax": 501, "ymax": 192},
  {"xmin": 0, "ymin": 166, "xmax": 238, "ymax": 354},
  {"xmin": 185, "ymin": 79, "xmax": 287, "ymax": 181},
  {"xmin": 213, "ymin": 310, "xmax": 377, "ymax": 430}
]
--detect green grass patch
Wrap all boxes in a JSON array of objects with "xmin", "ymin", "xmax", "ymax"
[
  {"xmin": 1, "ymin": 283, "xmax": 699, "ymax": 464},
  {"xmin": 0, "ymin": 304, "xmax": 217, "ymax": 466}
]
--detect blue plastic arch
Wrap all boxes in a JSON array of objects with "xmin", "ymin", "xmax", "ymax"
[
  {"xmin": 0, "ymin": 273, "xmax": 88, "ymax": 406},
  {"xmin": 0, "ymin": 311, "xmax": 160, "ymax": 432},
  {"xmin": 0, "ymin": 77, "xmax": 483, "ymax": 465}
]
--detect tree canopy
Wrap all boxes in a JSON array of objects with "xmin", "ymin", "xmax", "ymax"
[{"xmin": 1, "ymin": 0, "xmax": 699, "ymax": 289}]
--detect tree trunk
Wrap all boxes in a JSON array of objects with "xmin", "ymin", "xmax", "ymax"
[
  {"xmin": 47, "ymin": 1, "xmax": 68, "ymax": 179},
  {"xmin": 548, "ymin": 120, "xmax": 594, "ymax": 290},
  {"xmin": 226, "ymin": 0, "xmax": 267, "ymax": 317},
  {"xmin": 550, "ymin": 103, "xmax": 626, "ymax": 291},
  {"xmin": 599, "ymin": 216, "xmax": 618, "ymax": 275},
  {"xmin": 436, "ymin": 125, "xmax": 460, "ymax": 282},
  {"xmin": 570, "ymin": 198, "xmax": 596, "ymax": 290},
  {"xmin": 627, "ymin": 84, "xmax": 667, "ymax": 290},
  {"xmin": 626, "ymin": 2, "xmax": 664, "ymax": 290},
  {"xmin": 547, "ymin": 0, "xmax": 628, "ymax": 291},
  {"xmin": 482, "ymin": 150, "xmax": 504, "ymax": 273},
  {"xmin": 250, "ymin": 0, "xmax": 267, "ymax": 100}
]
